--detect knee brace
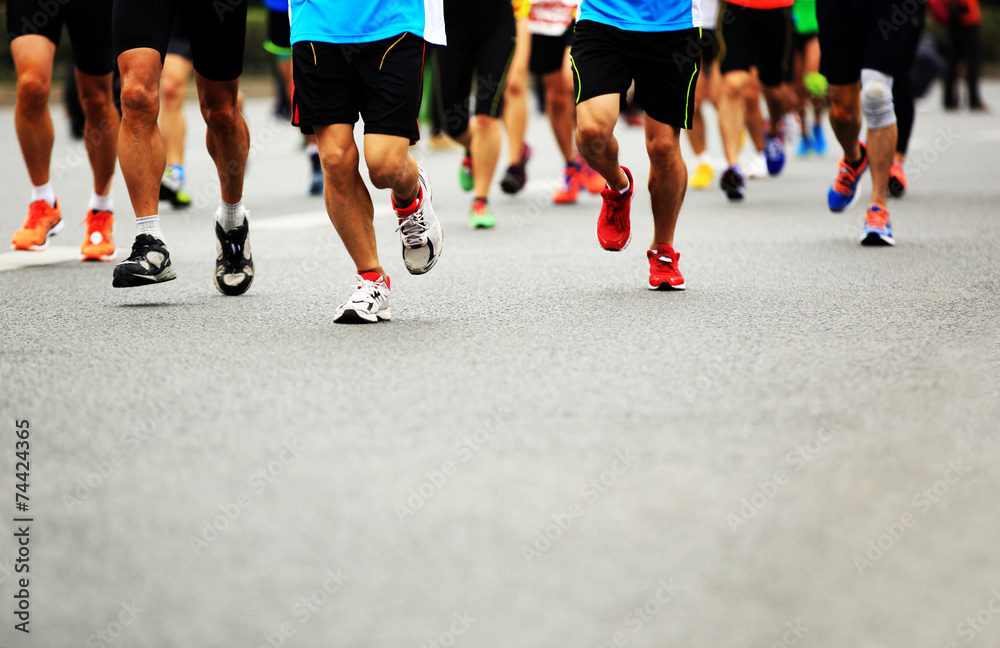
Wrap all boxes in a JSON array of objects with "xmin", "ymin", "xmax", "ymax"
[{"xmin": 860, "ymin": 69, "xmax": 896, "ymax": 129}]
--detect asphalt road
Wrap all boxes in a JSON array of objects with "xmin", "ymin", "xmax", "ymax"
[{"xmin": 0, "ymin": 82, "xmax": 998, "ymax": 648}]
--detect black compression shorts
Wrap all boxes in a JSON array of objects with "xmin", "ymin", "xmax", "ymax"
[
  {"xmin": 529, "ymin": 24, "xmax": 574, "ymax": 76},
  {"xmin": 817, "ymin": 0, "xmax": 911, "ymax": 84},
  {"xmin": 113, "ymin": 0, "xmax": 247, "ymax": 81},
  {"xmin": 716, "ymin": 1, "xmax": 793, "ymax": 86},
  {"xmin": 6, "ymin": 0, "xmax": 114, "ymax": 76},
  {"xmin": 165, "ymin": 13, "xmax": 192, "ymax": 61}
]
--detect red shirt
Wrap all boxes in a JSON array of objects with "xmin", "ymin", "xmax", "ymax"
[{"xmin": 725, "ymin": 0, "xmax": 793, "ymax": 8}]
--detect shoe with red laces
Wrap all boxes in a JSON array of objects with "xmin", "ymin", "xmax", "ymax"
[
  {"xmin": 828, "ymin": 142, "xmax": 868, "ymax": 212},
  {"xmin": 861, "ymin": 203, "xmax": 894, "ymax": 246},
  {"xmin": 578, "ymin": 155, "xmax": 606, "ymax": 194},
  {"xmin": 597, "ymin": 166, "xmax": 633, "ymax": 251},
  {"xmin": 553, "ymin": 163, "xmax": 581, "ymax": 204},
  {"xmin": 888, "ymin": 162, "xmax": 907, "ymax": 198},
  {"xmin": 80, "ymin": 210, "xmax": 116, "ymax": 261},
  {"xmin": 11, "ymin": 200, "xmax": 63, "ymax": 251},
  {"xmin": 647, "ymin": 244, "xmax": 685, "ymax": 290}
]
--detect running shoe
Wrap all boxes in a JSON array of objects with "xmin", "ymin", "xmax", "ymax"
[
  {"xmin": 468, "ymin": 198, "xmax": 495, "ymax": 229},
  {"xmin": 861, "ymin": 204, "xmax": 894, "ymax": 246},
  {"xmin": 689, "ymin": 161, "xmax": 714, "ymax": 189},
  {"xmin": 888, "ymin": 162, "xmax": 907, "ymax": 198},
  {"xmin": 159, "ymin": 166, "xmax": 192, "ymax": 209},
  {"xmin": 500, "ymin": 143, "xmax": 531, "ymax": 194},
  {"xmin": 796, "ymin": 133, "xmax": 813, "ymax": 157},
  {"xmin": 720, "ymin": 166, "xmax": 745, "ymax": 201},
  {"xmin": 812, "ymin": 124, "xmax": 827, "ymax": 155},
  {"xmin": 214, "ymin": 219, "xmax": 254, "ymax": 295},
  {"xmin": 11, "ymin": 200, "xmax": 63, "ymax": 251},
  {"xmin": 459, "ymin": 152, "xmax": 473, "ymax": 192},
  {"xmin": 553, "ymin": 164, "xmax": 581, "ymax": 204},
  {"xmin": 597, "ymin": 166, "xmax": 633, "ymax": 251},
  {"xmin": 112, "ymin": 234, "xmax": 176, "ymax": 287},
  {"xmin": 647, "ymin": 244, "xmax": 686, "ymax": 290},
  {"xmin": 80, "ymin": 209, "xmax": 116, "ymax": 261},
  {"xmin": 333, "ymin": 272, "xmax": 391, "ymax": 324},
  {"xmin": 828, "ymin": 142, "xmax": 869, "ymax": 212},
  {"xmin": 764, "ymin": 131, "xmax": 785, "ymax": 175},
  {"xmin": 578, "ymin": 156, "xmax": 606, "ymax": 194},
  {"xmin": 394, "ymin": 167, "xmax": 444, "ymax": 273},
  {"xmin": 745, "ymin": 151, "xmax": 768, "ymax": 179}
]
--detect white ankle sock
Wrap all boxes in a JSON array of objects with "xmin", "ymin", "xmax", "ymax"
[
  {"xmin": 31, "ymin": 183, "xmax": 56, "ymax": 206},
  {"xmin": 697, "ymin": 152, "xmax": 711, "ymax": 165},
  {"xmin": 89, "ymin": 192, "xmax": 113, "ymax": 212},
  {"xmin": 617, "ymin": 170, "xmax": 631, "ymax": 195},
  {"xmin": 136, "ymin": 215, "xmax": 163, "ymax": 241},
  {"xmin": 216, "ymin": 200, "xmax": 247, "ymax": 231}
]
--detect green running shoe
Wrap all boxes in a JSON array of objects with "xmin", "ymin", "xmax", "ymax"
[{"xmin": 468, "ymin": 198, "xmax": 495, "ymax": 229}]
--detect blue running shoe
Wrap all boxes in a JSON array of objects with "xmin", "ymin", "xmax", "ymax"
[
  {"xmin": 827, "ymin": 142, "xmax": 868, "ymax": 212},
  {"xmin": 812, "ymin": 124, "xmax": 828, "ymax": 155},
  {"xmin": 765, "ymin": 132, "xmax": 785, "ymax": 175},
  {"xmin": 861, "ymin": 204, "xmax": 894, "ymax": 246},
  {"xmin": 796, "ymin": 133, "xmax": 813, "ymax": 157}
]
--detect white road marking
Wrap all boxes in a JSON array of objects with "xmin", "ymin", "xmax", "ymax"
[
  {"xmin": 253, "ymin": 206, "xmax": 394, "ymax": 231},
  {"xmin": 0, "ymin": 246, "xmax": 82, "ymax": 272}
]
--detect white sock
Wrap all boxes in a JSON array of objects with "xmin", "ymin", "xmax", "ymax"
[
  {"xmin": 31, "ymin": 183, "xmax": 56, "ymax": 206},
  {"xmin": 216, "ymin": 200, "xmax": 247, "ymax": 231},
  {"xmin": 617, "ymin": 170, "xmax": 631, "ymax": 195},
  {"xmin": 136, "ymin": 215, "xmax": 164, "ymax": 241},
  {"xmin": 89, "ymin": 192, "xmax": 113, "ymax": 212},
  {"xmin": 697, "ymin": 152, "xmax": 711, "ymax": 165}
]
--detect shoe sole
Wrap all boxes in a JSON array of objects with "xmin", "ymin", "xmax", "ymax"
[
  {"xmin": 600, "ymin": 232, "xmax": 631, "ymax": 252},
  {"xmin": 81, "ymin": 251, "xmax": 117, "ymax": 262},
  {"xmin": 861, "ymin": 232, "xmax": 895, "ymax": 246},
  {"xmin": 648, "ymin": 281, "xmax": 686, "ymax": 290},
  {"xmin": 112, "ymin": 267, "xmax": 177, "ymax": 287},
  {"xmin": 334, "ymin": 308, "xmax": 390, "ymax": 324},
  {"xmin": 469, "ymin": 221, "xmax": 495, "ymax": 230},
  {"xmin": 723, "ymin": 186, "xmax": 745, "ymax": 201},
  {"xmin": 888, "ymin": 177, "xmax": 906, "ymax": 198},
  {"xmin": 12, "ymin": 219, "xmax": 64, "ymax": 251}
]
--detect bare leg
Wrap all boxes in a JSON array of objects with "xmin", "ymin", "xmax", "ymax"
[
  {"xmin": 687, "ymin": 54, "xmax": 710, "ymax": 157},
  {"xmin": 866, "ymin": 124, "xmax": 897, "ymax": 207},
  {"xmin": 646, "ymin": 117, "xmax": 686, "ymax": 248},
  {"xmin": 118, "ymin": 48, "xmax": 165, "ymax": 218},
  {"xmin": 160, "ymin": 53, "xmax": 192, "ymax": 169},
  {"xmin": 464, "ymin": 115, "xmax": 502, "ymax": 200},
  {"xmin": 363, "ymin": 133, "xmax": 420, "ymax": 206},
  {"xmin": 77, "ymin": 70, "xmax": 119, "ymax": 196},
  {"xmin": 718, "ymin": 70, "xmax": 750, "ymax": 166},
  {"xmin": 502, "ymin": 18, "xmax": 530, "ymax": 163},
  {"xmin": 576, "ymin": 93, "xmax": 627, "ymax": 190},
  {"xmin": 195, "ymin": 73, "xmax": 249, "ymax": 205},
  {"xmin": 828, "ymin": 83, "xmax": 863, "ymax": 164},
  {"xmin": 11, "ymin": 36, "xmax": 57, "ymax": 187},
  {"xmin": 542, "ymin": 52, "xmax": 575, "ymax": 164}
]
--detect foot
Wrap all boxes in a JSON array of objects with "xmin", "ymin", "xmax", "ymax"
[
  {"xmin": 394, "ymin": 167, "xmax": 444, "ymax": 273},
  {"xmin": 861, "ymin": 204, "xmax": 894, "ymax": 246},
  {"xmin": 764, "ymin": 132, "xmax": 785, "ymax": 176},
  {"xmin": 159, "ymin": 167, "xmax": 192, "ymax": 209},
  {"xmin": 333, "ymin": 272, "xmax": 391, "ymax": 324},
  {"xmin": 112, "ymin": 234, "xmax": 176, "ymax": 287},
  {"xmin": 828, "ymin": 142, "xmax": 868, "ymax": 212},
  {"xmin": 745, "ymin": 151, "xmax": 768, "ymax": 179},
  {"xmin": 796, "ymin": 135, "xmax": 813, "ymax": 158},
  {"xmin": 459, "ymin": 152, "xmax": 474, "ymax": 192},
  {"xmin": 597, "ymin": 166, "xmax": 633, "ymax": 251},
  {"xmin": 811, "ymin": 124, "xmax": 827, "ymax": 155},
  {"xmin": 720, "ymin": 166, "xmax": 745, "ymax": 201},
  {"xmin": 689, "ymin": 161, "xmax": 714, "ymax": 189},
  {"xmin": 888, "ymin": 162, "xmax": 907, "ymax": 198},
  {"xmin": 80, "ymin": 209, "xmax": 116, "ymax": 261},
  {"xmin": 499, "ymin": 143, "xmax": 531, "ymax": 194},
  {"xmin": 647, "ymin": 244, "xmax": 685, "ymax": 290},
  {"xmin": 468, "ymin": 197, "xmax": 496, "ymax": 229},
  {"xmin": 11, "ymin": 200, "xmax": 63, "ymax": 251},
  {"xmin": 214, "ymin": 218, "xmax": 254, "ymax": 295},
  {"xmin": 553, "ymin": 164, "xmax": 581, "ymax": 204}
]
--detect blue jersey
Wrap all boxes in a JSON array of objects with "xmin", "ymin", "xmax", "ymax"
[
  {"xmin": 290, "ymin": 0, "xmax": 446, "ymax": 46},
  {"xmin": 579, "ymin": 0, "xmax": 702, "ymax": 31},
  {"xmin": 264, "ymin": 0, "xmax": 288, "ymax": 12}
]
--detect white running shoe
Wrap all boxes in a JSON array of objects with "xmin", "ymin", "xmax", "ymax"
[
  {"xmin": 333, "ymin": 273, "xmax": 391, "ymax": 324},
  {"xmin": 745, "ymin": 151, "xmax": 768, "ymax": 179},
  {"xmin": 394, "ymin": 167, "xmax": 443, "ymax": 275}
]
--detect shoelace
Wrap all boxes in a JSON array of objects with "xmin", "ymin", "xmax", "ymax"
[
  {"xmin": 82, "ymin": 211, "xmax": 112, "ymax": 232},
  {"xmin": 655, "ymin": 253, "xmax": 676, "ymax": 272},
  {"xmin": 832, "ymin": 162, "xmax": 860, "ymax": 195},
  {"xmin": 866, "ymin": 208, "xmax": 889, "ymax": 228},
  {"xmin": 24, "ymin": 201, "xmax": 52, "ymax": 229},
  {"xmin": 350, "ymin": 276, "xmax": 383, "ymax": 303},
  {"xmin": 604, "ymin": 194, "xmax": 628, "ymax": 230},
  {"xmin": 396, "ymin": 209, "xmax": 427, "ymax": 247}
]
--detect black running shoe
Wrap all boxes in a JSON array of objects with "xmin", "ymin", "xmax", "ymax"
[
  {"xmin": 499, "ymin": 143, "xmax": 531, "ymax": 194},
  {"xmin": 112, "ymin": 234, "xmax": 176, "ymax": 287},
  {"xmin": 159, "ymin": 169, "xmax": 192, "ymax": 209},
  {"xmin": 214, "ymin": 221, "xmax": 254, "ymax": 296},
  {"xmin": 720, "ymin": 166, "xmax": 745, "ymax": 201}
]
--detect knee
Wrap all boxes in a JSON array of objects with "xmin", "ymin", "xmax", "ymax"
[
  {"xmin": 120, "ymin": 78, "xmax": 160, "ymax": 118},
  {"xmin": 470, "ymin": 114, "xmax": 497, "ymax": 134},
  {"xmin": 17, "ymin": 70, "xmax": 50, "ymax": 108},
  {"xmin": 506, "ymin": 75, "xmax": 525, "ymax": 98},
  {"xmin": 200, "ymin": 99, "xmax": 239, "ymax": 133},
  {"xmin": 160, "ymin": 76, "xmax": 186, "ymax": 110},
  {"xmin": 367, "ymin": 155, "xmax": 406, "ymax": 190},
  {"xmin": 319, "ymin": 144, "xmax": 359, "ymax": 179},
  {"xmin": 576, "ymin": 117, "xmax": 611, "ymax": 151},
  {"xmin": 860, "ymin": 69, "xmax": 896, "ymax": 129},
  {"xmin": 78, "ymin": 84, "xmax": 114, "ymax": 118},
  {"xmin": 646, "ymin": 134, "xmax": 680, "ymax": 166},
  {"xmin": 722, "ymin": 73, "xmax": 747, "ymax": 100},
  {"xmin": 829, "ymin": 100, "xmax": 857, "ymax": 126}
]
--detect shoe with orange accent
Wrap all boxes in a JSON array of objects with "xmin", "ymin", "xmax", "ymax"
[
  {"xmin": 828, "ymin": 142, "xmax": 868, "ymax": 212},
  {"xmin": 553, "ymin": 164, "xmax": 581, "ymax": 204},
  {"xmin": 597, "ymin": 166, "xmax": 633, "ymax": 251},
  {"xmin": 578, "ymin": 156, "xmax": 606, "ymax": 194},
  {"xmin": 888, "ymin": 162, "xmax": 907, "ymax": 198},
  {"xmin": 80, "ymin": 210, "xmax": 116, "ymax": 261},
  {"xmin": 861, "ymin": 204, "xmax": 894, "ymax": 246},
  {"xmin": 647, "ymin": 244, "xmax": 685, "ymax": 290},
  {"xmin": 11, "ymin": 200, "xmax": 63, "ymax": 251}
]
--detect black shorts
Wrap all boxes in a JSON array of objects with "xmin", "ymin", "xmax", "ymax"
[
  {"xmin": 6, "ymin": 0, "xmax": 114, "ymax": 76},
  {"xmin": 570, "ymin": 20, "xmax": 701, "ymax": 130},
  {"xmin": 113, "ymin": 0, "xmax": 247, "ymax": 81},
  {"xmin": 529, "ymin": 24, "xmax": 574, "ymax": 76},
  {"xmin": 266, "ymin": 8, "xmax": 291, "ymax": 54},
  {"xmin": 434, "ymin": 6, "xmax": 516, "ymax": 138},
  {"xmin": 701, "ymin": 28, "xmax": 718, "ymax": 69},
  {"xmin": 292, "ymin": 33, "xmax": 426, "ymax": 143},
  {"xmin": 793, "ymin": 31, "xmax": 817, "ymax": 55},
  {"xmin": 817, "ymin": 0, "xmax": 911, "ymax": 84},
  {"xmin": 165, "ymin": 13, "xmax": 192, "ymax": 61},
  {"xmin": 716, "ymin": 1, "xmax": 793, "ymax": 87}
]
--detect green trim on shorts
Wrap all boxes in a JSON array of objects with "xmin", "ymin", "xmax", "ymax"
[
  {"xmin": 570, "ymin": 55, "xmax": 582, "ymax": 104},
  {"xmin": 491, "ymin": 44, "xmax": 518, "ymax": 117},
  {"xmin": 685, "ymin": 61, "xmax": 698, "ymax": 130}
]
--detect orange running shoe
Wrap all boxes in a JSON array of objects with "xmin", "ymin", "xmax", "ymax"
[
  {"xmin": 578, "ymin": 155, "xmax": 606, "ymax": 194},
  {"xmin": 80, "ymin": 209, "xmax": 116, "ymax": 261},
  {"xmin": 11, "ymin": 200, "xmax": 63, "ymax": 251},
  {"xmin": 888, "ymin": 162, "xmax": 907, "ymax": 198},
  {"xmin": 553, "ymin": 164, "xmax": 581, "ymax": 204}
]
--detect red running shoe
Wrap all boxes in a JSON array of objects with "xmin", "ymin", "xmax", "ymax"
[
  {"xmin": 647, "ymin": 244, "xmax": 685, "ymax": 290},
  {"xmin": 597, "ymin": 166, "xmax": 633, "ymax": 251},
  {"xmin": 888, "ymin": 162, "xmax": 907, "ymax": 198}
]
